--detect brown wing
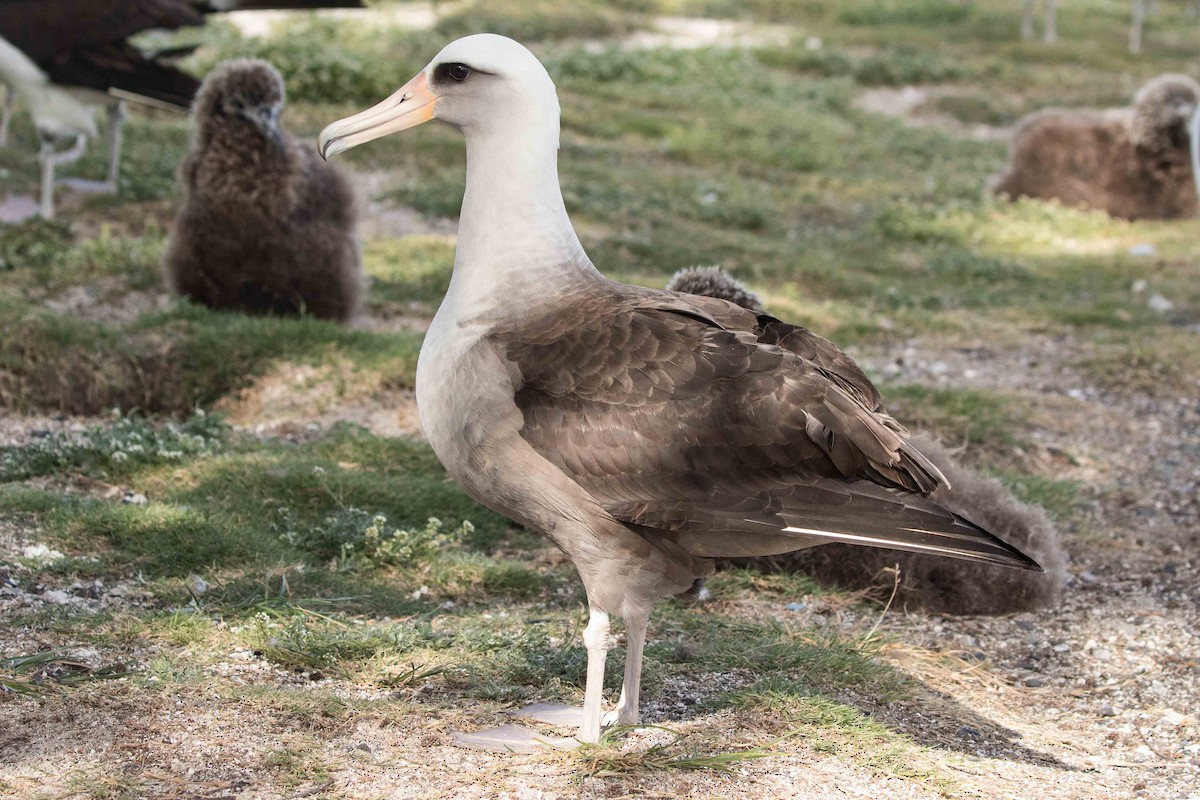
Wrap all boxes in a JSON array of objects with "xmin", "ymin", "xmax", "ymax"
[
  {"xmin": 0, "ymin": 1, "xmax": 204, "ymax": 65},
  {"xmin": 497, "ymin": 280, "xmax": 1041, "ymax": 571}
]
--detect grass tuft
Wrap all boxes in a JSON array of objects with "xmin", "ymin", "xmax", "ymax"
[
  {"xmin": 0, "ymin": 649, "xmax": 132, "ymax": 695},
  {"xmin": 572, "ymin": 726, "xmax": 777, "ymax": 777}
]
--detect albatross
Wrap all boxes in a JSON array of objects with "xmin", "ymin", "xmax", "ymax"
[
  {"xmin": 318, "ymin": 34, "xmax": 1043, "ymax": 747},
  {"xmin": 0, "ymin": 0, "xmax": 365, "ymax": 219}
]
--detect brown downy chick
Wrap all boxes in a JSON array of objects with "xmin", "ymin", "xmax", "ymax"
[
  {"xmin": 991, "ymin": 73, "xmax": 1200, "ymax": 220},
  {"xmin": 165, "ymin": 59, "xmax": 362, "ymax": 322},
  {"xmin": 666, "ymin": 266, "xmax": 765, "ymax": 315},
  {"xmin": 668, "ymin": 268, "xmax": 1067, "ymax": 613}
]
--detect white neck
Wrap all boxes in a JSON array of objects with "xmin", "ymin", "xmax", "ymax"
[{"xmin": 442, "ymin": 118, "xmax": 597, "ymax": 324}]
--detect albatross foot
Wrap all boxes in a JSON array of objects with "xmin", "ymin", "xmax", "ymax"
[
  {"xmin": 510, "ymin": 702, "xmax": 586, "ymax": 728},
  {"xmin": 509, "ymin": 702, "xmax": 635, "ymax": 733},
  {"xmin": 57, "ymin": 178, "xmax": 119, "ymax": 195},
  {"xmin": 450, "ymin": 723, "xmax": 579, "ymax": 753}
]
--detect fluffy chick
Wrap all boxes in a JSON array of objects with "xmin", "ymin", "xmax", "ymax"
[
  {"xmin": 668, "ymin": 268, "xmax": 1067, "ymax": 613},
  {"xmin": 165, "ymin": 59, "xmax": 362, "ymax": 322},
  {"xmin": 665, "ymin": 265, "xmax": 765, "ymax": 314},
  {"xmin": 991, "ymin": 73, "xmax": 1200, "ymax": 220}
]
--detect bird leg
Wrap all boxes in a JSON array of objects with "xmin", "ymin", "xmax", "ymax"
[
  {"xmin": 579, "ymin": 607, "xmax": 611, "ymax": 743},
  {"xmin": 58, "ymin": 103, "xmax": 124, "ymax": 196},
  {"xmin": 1020, "ymin": 0, "xmax": 1036, "ymax": 39},
  {"xmin": 103, "ymin": 102, "xmax": 126, "ymax": 192},
  {"xmin": 1131, "ymin": 0, "xmax": 1146, "ymax": 54},
  {"xmin": 610, "ymin": 608, "xmax": 649, "ymax": 726},
  {"xmin": 38, "ymin": 134, "xmax": 88, "ymax": 220},
  {"xmin": 0, "ymin": 84, "xmax": 13, "ymax": 148}
]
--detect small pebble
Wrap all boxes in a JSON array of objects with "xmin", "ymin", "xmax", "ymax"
[{"xmin": 1147, "ymin": 294, "xmax": 1174, "ymax": 313}]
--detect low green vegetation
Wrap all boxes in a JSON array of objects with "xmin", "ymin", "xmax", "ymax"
[
  {"xmin": 728, "ymin": 676, "xmax": 956, "ymax": 793},
  {"xmin": 883, "ymin": 384, "xmax": 1023, "ymax": 452}
]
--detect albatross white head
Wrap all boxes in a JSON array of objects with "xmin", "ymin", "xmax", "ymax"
[
  {"xmin": 318, "ymin": 33, "xmax": 560, "ymax": 157},
  {"xmin": 318, "ymin": 34, "xmax": 590, "ymax": 309}
]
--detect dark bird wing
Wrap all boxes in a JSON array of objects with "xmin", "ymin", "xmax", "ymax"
[
  {"xmin": 0, "ymin": 0, "xmax": 364, "ymax": 108},
  {"xmin": 0, "ymin": 1, "xmax": 204, "ymax": 65},
  {"xmin": 496, "ymin": 281, "xmax": 1042, "ymax": 571},
  {"xmin": 0, "ymin": 0, "xmax": 202, "ymax": 107},
  {"xmin": 47, "ymin": 42, "xmax": 201, "ymax": 109}
]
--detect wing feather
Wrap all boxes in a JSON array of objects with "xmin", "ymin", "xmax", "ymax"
[{"xmin": 496, "ymin": 280, "xmax": 1039, "ymax": 571}]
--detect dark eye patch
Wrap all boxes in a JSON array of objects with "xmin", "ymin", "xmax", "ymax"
[{"xmin": 433, "ymin": 62, "xmax": 477, "ymax": 86}]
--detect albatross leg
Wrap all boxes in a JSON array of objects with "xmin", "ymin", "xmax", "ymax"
[
  {"xmin": 103, "ymin": 102, "xmax": 125, "ymax": 192},
  {"xmin": 610, "ymin": 608, "xmax": 648, "ymax": 726},
  {"xmin": 59, "ymin": 103, "xmax": 125, "ymax": 195},
  {"xmin": 0, "ymin": 84, "xmax": 13, "ymax": 148},
  {"xmin": 38, "ymin": 135, "xmax": 88, "ymax": 220},
  {"xmin": 450, "ymin": 607, "xmax": 615, "ymax": 751},
  {"xmin": 579, "ymin": 607, "xmax": 611, "ymax": 743}
]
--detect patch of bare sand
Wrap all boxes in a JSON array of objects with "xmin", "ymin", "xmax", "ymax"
[
  {"xmin": 41, "ymin": 279, "xmax": 172, "ymax": 327},
  {"xmin": 853, "ymin": 86, "xmax": 1015, "ymax": 142},
  {"xmin": 612, "ymin": 16, "xmax": 793, "ymax": 52},
  {"xmin": 0, "ymin": 681, "xmax": 1097, "ymax": 800},
  {"xmin": 217, "ymin": 360, "xmax": 422, "ymax": 440}
]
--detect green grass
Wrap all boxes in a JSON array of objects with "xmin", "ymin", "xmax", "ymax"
[
  {"xmin": 727, "ymin": 676, "xmax": 956, "ymax": 793},
  {"xmin": 572, "ymin": 726, "xmax": 778, "ymax": 776},
  {"xmin": 882, "ymin": 384, "xmax": 1024, "ymax": 452}
]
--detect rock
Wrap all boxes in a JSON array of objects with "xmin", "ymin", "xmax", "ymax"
[
  {"xmin": 21, "ymin": 544, "xmax": 65, "ymax": 564},
  {"xmin": 1024, "ymin": 676, "xmax": 1047, "ymax": 688},
  {"xmin": 1147, "ymin": 293, "xmax": 1174, "ymax": 313},
  {"xmin": 70, "ymin": 580, "xmax": 103, "ymax": 600},
  {"xmin": 1160, "ymin": 709, "xmax": 1186, "ymax": 727},
  {"xmin": 1098, "ymin": 705, "xmax": 1117, "ymax": 717}
]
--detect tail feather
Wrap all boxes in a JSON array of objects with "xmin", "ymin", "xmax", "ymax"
[{"xmin": 777, "ymin": 489, "xmax": 1044, "ymax": 572}]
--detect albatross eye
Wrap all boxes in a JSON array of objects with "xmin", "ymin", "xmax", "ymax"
[{"xmin": 448, "ymin": 63, "xmax": 471, "ymax": 82}]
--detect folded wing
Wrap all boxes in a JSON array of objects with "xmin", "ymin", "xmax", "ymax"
[{"xmin": 497, "ymin": 281, "xmax": 1041, "ymax": 572}]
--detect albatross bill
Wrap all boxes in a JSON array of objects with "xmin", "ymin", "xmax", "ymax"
[
  {"xmin": 318, "ymin": 71, "xmax": 436, "ymax": 160},
  {"xmin": 318, "ymin": 33, "xmax": 1043, "ymax": 750}
]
